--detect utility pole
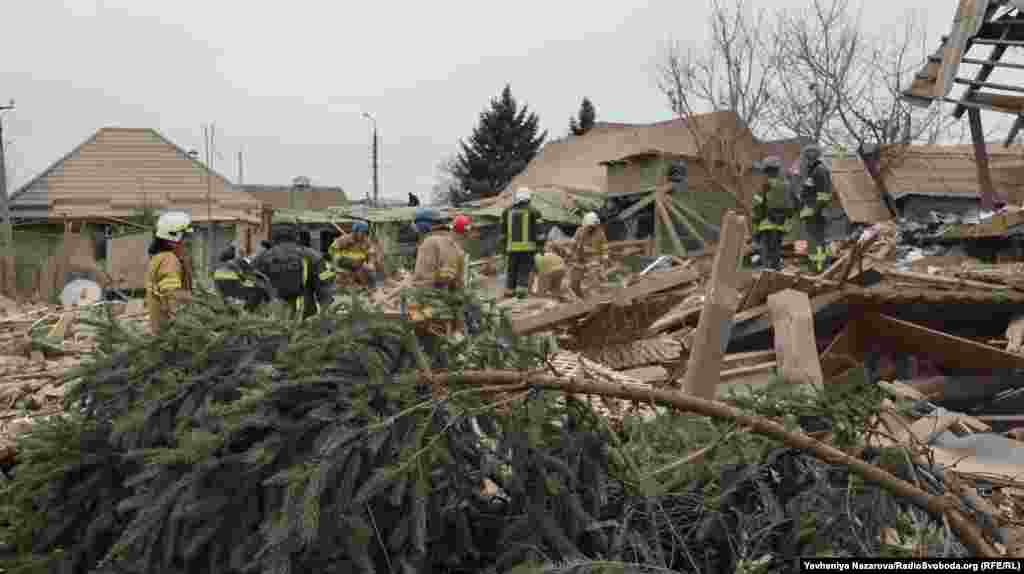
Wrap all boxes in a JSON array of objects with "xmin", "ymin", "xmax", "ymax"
[
  {"xmin": 363, "ymin": 112, "xmax": 379, "ymax": 206},
  {"xmin": 237, "ymin": 149, "xmax": 244, "ymax": 185},
  {"xmin": 0, "ymin": 99, "xmax": 15, "ymax": 297},
  {"xmin": 204, "ymin": 123, "xmax": 216, "ymax": 279}
]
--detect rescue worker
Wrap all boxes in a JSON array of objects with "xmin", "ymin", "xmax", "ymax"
[
  {"xmin": 213, "ymin": 245, "xmax": 271, "ymax": 311},
  {"xmin": 412, "ymin": 209, "xmax": 467, "ymax": 291},
  {"xmin": 329, "ymin": 221, "xmax": 379, "ymax": 290},
  {"xmin": 752, "ymin": 156, "xmax": 791, "ymax": 270},
  {"xmin": 403, "ymin": 209, "xmax": 468, "ymax": 349},
  {"xmin": 568, "ymin": 211, "xmax": 609, "ymax": 300},
  {"xmin": 145, "ymin": 211, "xmax": 194, "ymax": 335},
  {"xmin": 451, "ymin": 214, "xmax": 474, "ymax": 289},
  {"xmin": 500, "ymin": 188, "xmax": 544, "ymax": 299},
  {"xmin": 534, "ymin": 246, "xmax": 567, "ymax": 299},
  {"xmin": 253, "ymin": 227, "xmax": 333, "ymax": 320},
  {"xmin": 797, "ymin": 144, "xmax": 834, "ymax": 273}
]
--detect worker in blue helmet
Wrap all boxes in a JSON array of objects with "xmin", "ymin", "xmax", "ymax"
[
  {"xmin": 414, "ymin": 207, "xmax": 438, "ymax": 236},
  {"xmin": 329, "ymin": 220, "xmax": 379, "ymax": 290}
]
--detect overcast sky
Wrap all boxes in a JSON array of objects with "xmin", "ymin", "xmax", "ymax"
[{"xmin": 1, "ymin": 0, "xmax": 960, "ymax": 201}]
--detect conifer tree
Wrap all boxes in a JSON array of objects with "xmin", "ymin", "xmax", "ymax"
[
  {"xmin": 569, "ymin": 97, "xmax": 597, "ymax": 136},
  {"xmin": 451, "ymin": 84, "xmax": 547, "ymax": 203}
]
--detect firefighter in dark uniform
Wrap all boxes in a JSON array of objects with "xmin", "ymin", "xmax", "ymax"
[
  {"xmin": 500, "ymin": 187, "xmax": 544, "ymax": 299},
  {"xmin": 213, "ymin": 245, "xmax": 274, "ymax": 311},
  {"xmin": 751, "ymin": 156, "xmax": 791, "ymax": 270},
  {"xmin": 797, "ymin": 144, "xmax": 834, "ymax": 273},
  {"xmin": 253, "ymin": 228, "xmax": 335, "ymax": 320}
]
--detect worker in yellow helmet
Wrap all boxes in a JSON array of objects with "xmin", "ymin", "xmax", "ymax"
[{"xmin": 145, "ymin": 211, "xmax": 194, "ymax": 335}]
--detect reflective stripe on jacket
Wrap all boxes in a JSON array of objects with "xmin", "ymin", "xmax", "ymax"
[{"xmin": 502, "ymin": 207, "xmax": 540, "ymax": 253}]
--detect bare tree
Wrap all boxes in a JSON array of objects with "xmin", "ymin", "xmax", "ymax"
[
  {"xmin": 775, "ymin": 1, "xmax": 962, "ymax": 153},
  {"xmin": 430, "ymin": 154, "xmax": 459, "ymax": 206},
  {"xmin": 655, "ymin": 0, "xmax": 779, "ymax": 135}
]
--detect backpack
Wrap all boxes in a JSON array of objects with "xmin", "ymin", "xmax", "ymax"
[{"xmin": 254, "ymin": 243, "xmax": 309, "ymax": 300}]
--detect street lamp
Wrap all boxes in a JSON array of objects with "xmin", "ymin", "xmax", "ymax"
[{"xmin": 362, "ymin": 112, "xmax": 379, "ymax": 206}]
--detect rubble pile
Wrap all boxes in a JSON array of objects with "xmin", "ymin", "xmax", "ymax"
[{"xmin": 6, "ymin": 211, "xmax": 1024, "ymax": 568}]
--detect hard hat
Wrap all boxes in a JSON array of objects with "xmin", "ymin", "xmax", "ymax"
[
  {"xmin": 582, "ymin": 212, "xmax": 600, "ymax": 227},
  {"xmin": 514, "ymin": 187, "xmax": 532, "ymax": 204},
  {"xmin": 353, "ymin": 221, "xmax": 369, "ymax": 234},
  {"xmin": 452, "ymin": 214, "xmax": 472, "ymax": 234},
  {"xmin": 155, "ymin": 211, "xmax": 193, "ymax": 242},
  {"xmin": 801, "ymin": 144, "xmax": 823, "ymax": 160}
]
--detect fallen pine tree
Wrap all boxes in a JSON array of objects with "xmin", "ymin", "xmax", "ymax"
[{"xmin": 0, "ymin": 291, "xmax": 1003, "ymax": 573}]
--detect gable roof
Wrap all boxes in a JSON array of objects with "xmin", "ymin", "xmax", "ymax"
[
  {"xmin": 7, "ymin": 127, "xmax": 261, "ymax": 223},
  {"xmin": 503, "ymin": 111, "xmax": 759, "ymax": 197},
  {"xmin": 10, "ymin": 127, "xmax": 233, "ymax": 202}
]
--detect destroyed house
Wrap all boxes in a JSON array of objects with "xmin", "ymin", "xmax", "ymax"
[
  {"xmin": 831, "ymin": 145, "xmax": 1024, "ymax": 224},
  {"xmin": 499, "ymin": 112, "xmax": 769, "ymax": 255},
  {"xmin": 901, "ymin": 0, "xmax": 1024, "ymax": 211}
]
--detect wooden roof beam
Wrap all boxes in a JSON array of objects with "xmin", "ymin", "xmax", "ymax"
[
  {"xmin": 1004, "ymin": 115, "xmax": 1024, "ymax": 147},
  {"xmin": 954, "ymin": 77, "xmax": 1024, "ymax": 93},
  {"xmin": 960, "ymin": 56, "xmax": 1024, "ymax": 71},
  {"xmin": 954, "ymin": 43, "xmax": 1009, "ymax": 119}
]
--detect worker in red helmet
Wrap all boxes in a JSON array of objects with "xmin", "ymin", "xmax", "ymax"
[{"xmin": 452, "ymin": 214, "xmax": 472, "ymax": 235}]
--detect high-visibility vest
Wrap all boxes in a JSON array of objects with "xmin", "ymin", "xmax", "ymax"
[{"xmin": 506, "ymin": 208, "xmax": 537, "ymax": 253}]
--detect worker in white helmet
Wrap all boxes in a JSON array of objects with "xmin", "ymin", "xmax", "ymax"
[
  {"xmin": 568, "ymin": 211, "xmax": 609, "ymax": 299},
  {"xmin": 499, "ymin": 187, "xmax": 544, "ymax": 299},
  {"xmin": 146, "ymin": 211, "xmax": 194, "ymax": 334}
]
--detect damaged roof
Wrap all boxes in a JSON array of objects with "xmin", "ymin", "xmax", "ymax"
[
  {"xmin": 502, "ymin": 111, "xmax": 759, "ymax": 197},
  {"xmin": 831, "ymin": 144, "xmax": 1024, "ymax": 223},
  {"xmin": 469, "ymin": 187, "xmax": 605, "ymax": 225}
]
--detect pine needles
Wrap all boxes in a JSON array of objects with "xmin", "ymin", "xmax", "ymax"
[{"xmin": 0, "ymin": 291, "xmax": 986, "ymax": 573}]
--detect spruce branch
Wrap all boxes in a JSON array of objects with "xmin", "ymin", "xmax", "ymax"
[{"xmin": 421, "ymin": 370, "xmax": 999, "ymax": 558}]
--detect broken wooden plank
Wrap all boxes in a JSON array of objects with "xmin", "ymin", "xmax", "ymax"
[
  {"xmin": 768, "ymin": 289, "xmax": 825, "ymax": 386},
  {"xmin": 969, "ymin": 106, "xmax": 999, "ymax": 211},
  {"xmin": 882, "ymin": 268, "xmax": 1009, "ymax": 291},
  {"xmin": 853, "ymin": 313, "xmax": 1024, "ymax": 373},
  {"xmin": 681, "ymin": 211, "xmax": 747, "ymax": 399},
  {"xmin": 510, "ymin": 267, "xmax": 700, "ymax": 335},
  {"xmin": 720, "ymin": 361, "xmax": 777, "ymax": 383},
  {"xmin": 1007, "ymin": 315, "xmax": 1024, "ymax": 354}
]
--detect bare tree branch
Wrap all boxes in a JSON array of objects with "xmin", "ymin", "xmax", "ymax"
[{"xmin": 656, "ymin": 0, "xmax": 779, "ymax": 135}]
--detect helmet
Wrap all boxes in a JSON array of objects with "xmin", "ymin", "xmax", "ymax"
[
  {"xmin": 802, "ymin": 144, "xmax": 822, "ymax": 161},
  {"xmin": 414, "ymin": 207, "xmax": 438, "ymax": 224},
  {"xmin": 155, "ymin": 211, "xmax": 193, "ymax": 242},
  {"xmin": 762, "ymin": 156, "xmax": 782, "ymax": 176},
  {"xmin": 452, "ymin": 214, "xmax": 472, "ymax": 234},
  {"xmin": 217, "ymin": 245, "xmax": 237, "ymax": 263},
  {"xmin": 353, "ymin": 221, "xmax": 369, "ymax": 234},
  {"xmin": 514, "ymin": 187, "xmax": 532, "ymax": 205},
  {"xmin": 582, "ymin": 212, "xmax": 600, "ymax": 227}
]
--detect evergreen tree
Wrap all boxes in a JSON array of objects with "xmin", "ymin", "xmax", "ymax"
[
  {"xmin": 569, "ymin": 97, "xmax": 597, "ymax": 136},
  {"xmin": 452, "ymin": 84, "xmax": 547, "ymax": 203}
]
